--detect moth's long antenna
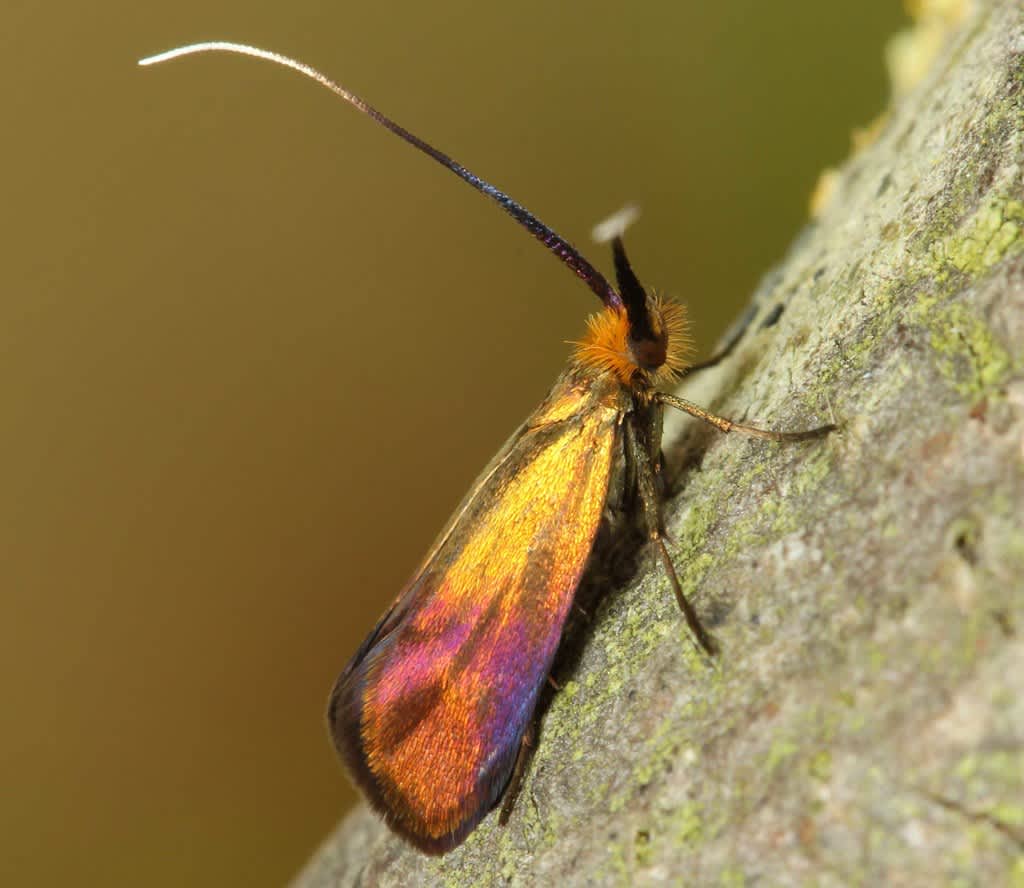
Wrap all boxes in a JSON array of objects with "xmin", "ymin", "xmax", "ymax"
[{"xmin": 139, "ymin": 42, "xmax": 623, "ymax": 310}]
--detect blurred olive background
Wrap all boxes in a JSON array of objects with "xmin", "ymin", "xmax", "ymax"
[{"xmin": 2, "ymin": 2, "xmax": 906, "ymax": 885}]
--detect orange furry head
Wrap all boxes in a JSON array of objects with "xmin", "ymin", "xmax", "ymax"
[{"xmin": 573, "ymin": 293, "xmax": 692, "ymax": 386}]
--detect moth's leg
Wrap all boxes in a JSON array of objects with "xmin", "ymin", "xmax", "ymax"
[
  {"xmin": 625, "ymin": 420, "xmax": 717, "ymax": 656},
  {"xmin": 657, "ymin": 392, "xmax": 837, "ymax": 442},
  {"xmin": 675, "ymin": 305, "xmax": 755, "ymax": 380},
  {"xmin": 498, "ymin": 720, "xmax": 536, "ymax": 826}
]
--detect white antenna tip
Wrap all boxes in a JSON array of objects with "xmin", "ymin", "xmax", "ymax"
[
  {"xmin": 138, "ymin": 48, "xmax": 184, "ymax": 67},
  {"xmin": 591, "ymin": 204, "xmax": 641, "ymax": 243}
]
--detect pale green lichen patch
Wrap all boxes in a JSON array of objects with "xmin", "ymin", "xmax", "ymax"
[
  {"xmin": 988, "ymin": 803, "xmax": 1024, "ymax": 828},
  {"xmin": 938, "ymin": 746, "xmax": 1024, "ymax": 859},
  {"xmin": 955, "ymin": 748, "xmax": 1023, "ymax": 784},
  {"xmin": 765, "ymin": 738, "xmax": 798, "ymax": 773},
  {"xmin": 808, "ymin": 749, "xmax": 832, "ymax": 782},
  {"xmin": 718, "ymin": 866, "xmax": 748, "ymax": 887},
  {"xmin": 634, "ymin": 828, "xmax": 654, "ymax": 867},
  {"xmin": 606, "ymin": 713, "xmax": 701, "ymax": 814},
  {"xmin": 674, "ymin": 801, "xmax": 704, "ymax": 846},
  {"xmin": 589, "ymin": 841, "xmax": 629, "ymax": 885},
  {"xmin": 1011, "ymin": 857, "xmax": 1024, "ymax": 888},
  {"xmin": 913, "ymin": 296, "xmax": 1014, "ymax": 399},
  {"xmin": 929, "ymin": 196, "xmax": 1024, "ymax": 280}
]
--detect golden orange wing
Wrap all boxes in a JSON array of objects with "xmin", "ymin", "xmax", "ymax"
[{"xmin": 329, "ymin": 368, "xmax": 627, "ymax": 852}]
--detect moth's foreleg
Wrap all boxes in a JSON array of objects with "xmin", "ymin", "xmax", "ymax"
[{"xmin": 657, "ymin": 392, "xmax": 836, "ymax": 442}]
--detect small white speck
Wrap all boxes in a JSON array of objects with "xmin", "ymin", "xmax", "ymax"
[{"xmin": 592, "ymin": 204, "xmax": 641, "ymax": 243}]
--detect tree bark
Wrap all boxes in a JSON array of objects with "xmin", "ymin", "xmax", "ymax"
[{"xmin": 295, "ymin": 2, "xmax": 1024, "ymax": 884}]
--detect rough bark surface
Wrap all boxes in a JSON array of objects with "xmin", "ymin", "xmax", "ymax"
[{"xmin": 295, "ymin": 3, "xmax": 1024, "ymax": 884}]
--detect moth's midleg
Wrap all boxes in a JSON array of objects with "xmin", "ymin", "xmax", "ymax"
[{"xmin": 625, "ymin": 418, "xmax": 717, "ymax": 656}]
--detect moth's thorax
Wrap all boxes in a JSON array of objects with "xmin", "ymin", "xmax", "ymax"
[
  {"xmin": 573, "ymin": 296, "xmax": 692, "ymax": 388},
  {"xmin": 530, "ymin": 362, "xmax": 633, "ymax": 427}
]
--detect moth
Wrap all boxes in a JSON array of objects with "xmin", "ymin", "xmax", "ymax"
[{"xmin": 140, "ymin": 42, "xmax": 835, "ymax": 854}]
